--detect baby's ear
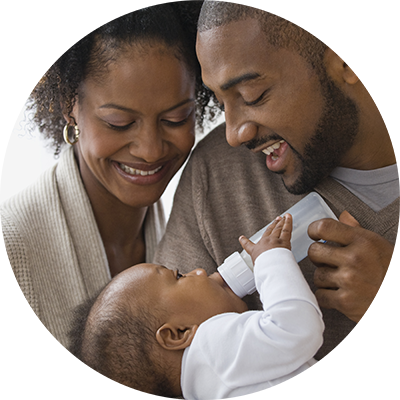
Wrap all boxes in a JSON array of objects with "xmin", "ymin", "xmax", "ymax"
[{"xmin": 156, "ymin": 323, "xmax": 198, "ymax": 351}]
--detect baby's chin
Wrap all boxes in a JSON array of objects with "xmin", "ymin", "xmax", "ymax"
[
  {"xmin": 207, "ymin": 272, "xmax": 249, "ymax": 313},
  {"xmin": 227, "ymin": 297, "xmax": 248, "ymax": 314},
  {"xmin": 237, "ymin": 299, "xmax": 249, "ymax": 313}
]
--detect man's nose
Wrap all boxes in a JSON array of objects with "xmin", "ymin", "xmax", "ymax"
[{"xmin": 225, "ymin": 118, "xmax": 258, "ymax": 148}]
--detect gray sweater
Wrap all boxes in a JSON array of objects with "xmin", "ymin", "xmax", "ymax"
[
  {"xmin": 1, "ymin": 147, "xmax": 165, "ymax": 348},
  {"xmin": 155, "ymin": 124, "xmax": 399, "ymax": 360}
]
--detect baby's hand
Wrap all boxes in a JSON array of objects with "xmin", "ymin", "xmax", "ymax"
[{"xmin": 239, "ymin": 214, "xmax": 293, "ymax": 264}]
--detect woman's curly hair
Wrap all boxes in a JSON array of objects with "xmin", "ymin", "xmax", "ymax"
[{"xmin": 27, "ymin": 1, "xmax": 217, "ymax": 157}]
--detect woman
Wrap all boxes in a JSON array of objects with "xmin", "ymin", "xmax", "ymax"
[{"xmin": 1, "ymin": 1, "xmax": 214, "ymax": 348}]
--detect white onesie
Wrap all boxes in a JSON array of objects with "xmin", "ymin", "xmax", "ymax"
[{"xmin": 181, "ymin": 248, "xmax": 363, "ymax": 400}]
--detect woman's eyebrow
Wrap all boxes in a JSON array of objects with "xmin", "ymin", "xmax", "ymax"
[
  {"xmin": 163, "ymin": 98, "xmax": 195, "ymax": 113},
  {"xmin": 99, "ymin": 103, "xmax": 135, "ymax": 113},
  {"xmin": 99, "ymin": 98, "xmax": 195, "ymax": 114}
]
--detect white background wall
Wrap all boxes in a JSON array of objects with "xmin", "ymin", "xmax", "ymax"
[{"xmin": 0, "ymin": 0, "xmax": 400, "ymax": 214}]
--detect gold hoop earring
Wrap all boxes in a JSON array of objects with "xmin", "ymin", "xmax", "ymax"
[{"xmin": 63, "ymin": 123, "xmax": 80, "ymax": 145}]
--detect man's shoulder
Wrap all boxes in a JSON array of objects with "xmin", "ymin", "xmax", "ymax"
[
  {"xmin": 191, "ymin": 123, "xmax": 256, "ymax": 166},
  {"xmin": 195, "ymin": 123, "xmax": 229, "ymax": 151}
]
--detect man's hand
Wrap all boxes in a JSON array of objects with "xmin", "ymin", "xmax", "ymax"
[
  {"xmin": 308, "ymin": 211, "xmax": 394, "ymax": 322},
  {"xmin": 239, "ymin": 214, "xmax": 292, "ymax": 264}
]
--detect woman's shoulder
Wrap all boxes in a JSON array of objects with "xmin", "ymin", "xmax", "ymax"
[
  {"xmin": 1, "ymin": 163, "xmax": 58, "ymax": 219},
  {"xmin": 0, "ymin": 149, "xmax": 77, "ymax": 213},
  {"xmin": 0, "ymin": 148, "xmax": 75, "ymax": 220},
  {"xmin": 0, "ymin": 208, "xmax": 27, "ymax": 282},
  {"xmin": 0, "ymin": 155, "xmax": 74, "ymax": 258}
]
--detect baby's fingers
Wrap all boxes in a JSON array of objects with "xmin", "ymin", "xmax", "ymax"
[
  {"xmin": 280, "ymin": 213, "xmax": 293, "ymax": 242},
  {"xmin": 239, "ymin": 235, "xmax": 255, "ymax": 254},
  {"xmin": 262, "ymin": 216, "xmax": 286, "ymax": 239},
  {"xmin": 262, "ymin": 216, "xmax": 282, "ymax": 237}
]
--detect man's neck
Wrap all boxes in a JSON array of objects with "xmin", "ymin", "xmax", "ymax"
[{"xmin": 340, "ymin": 82, "xmax": 395, "ymax": 170}]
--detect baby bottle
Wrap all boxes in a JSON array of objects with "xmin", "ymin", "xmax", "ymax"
[{"xmin": 217, "ymin": 192, "xmax": 338, "ymax": 298}]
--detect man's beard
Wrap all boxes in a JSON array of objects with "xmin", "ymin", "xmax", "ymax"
[
  {"xmin": 246, "ymin": 74, "xmax": 359, "ymax": 195},
  {"xmin": 286, "ymin": 75, "xmax": 359, "ymax": 194}
]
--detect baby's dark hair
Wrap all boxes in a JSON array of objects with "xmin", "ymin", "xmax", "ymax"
[
  {"xmin": 69, "ymin": 290, "xmax": 174, "ymax": 397},
  {"xmin": 198, "ymin": 0, "xmax": 383, "ymax": 70},
  {"xmin": 28, "ymin": 1, "xmax": 216, "ymax": 156}
]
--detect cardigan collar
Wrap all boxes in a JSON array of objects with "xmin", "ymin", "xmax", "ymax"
[{"xmin": 55, "ymin": 147, "xmax": 165, "ymax": 298}]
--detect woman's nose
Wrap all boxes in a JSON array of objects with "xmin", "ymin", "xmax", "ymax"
[{"xmin": 128, "ymin": 123, "xmax": 165, "ymax": 162}]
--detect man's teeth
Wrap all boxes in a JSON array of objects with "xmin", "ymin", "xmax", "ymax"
[
  {"xmin": 119, "ymin": 163, "xmax": 162, "ymax": 176},
  {"xmin": 262, "ymin": 140, "xmax": 285, "ymax": 156}
]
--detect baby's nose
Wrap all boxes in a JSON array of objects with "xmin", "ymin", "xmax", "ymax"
[{"xmin": 187, "ymin": 268, "xmax": 207, "ymax": 276}]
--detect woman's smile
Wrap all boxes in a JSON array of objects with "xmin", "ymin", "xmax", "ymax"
[
  {"xmin": 112, "ymin": 157, "xmax": 177, "ymax": 186},
  {"xmin": 71, "ymin": 43, "xmax": 196, "ymax": 209}
]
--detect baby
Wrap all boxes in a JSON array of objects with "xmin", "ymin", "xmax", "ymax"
[{"xmin": 69, "ymin": 214, "xmax": 324, "ymax": 399}]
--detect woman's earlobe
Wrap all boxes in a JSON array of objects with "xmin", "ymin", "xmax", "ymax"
[
  {"xmin": 156, "ymin": 323, "xmax": 198, "ymax": 351},
  {"xmin": 62, "ymin": 97, "xmax": 79, "ymax": 124},
  {"xmin": 324, "ymin": 22, "xmax": 369, "ymax": 85}
]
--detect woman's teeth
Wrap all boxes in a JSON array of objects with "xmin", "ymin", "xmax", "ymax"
[
  {"xmin": 262, "ymin": 140, "xmax": 285, "ymax": 158},
  {"xmin": 119, "ymin": 163, "xmax": 162, "ymax": 176}
]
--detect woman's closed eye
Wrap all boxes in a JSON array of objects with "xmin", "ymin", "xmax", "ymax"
[
  {"xmin": 162, "ymin": 107, "xmax": 195, "ymax": 127},
  {"xmin": 163, "ymin": 117, "xmax": 190, "ymax": 127},
  {"xmin": 106, "ymin": 121, "xmax": 135, "ymax": 131}
]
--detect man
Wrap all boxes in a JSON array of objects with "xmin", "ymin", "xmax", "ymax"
[{"xmin": 154, "ymin": 1, "xmax": 398, "ymax": 359}]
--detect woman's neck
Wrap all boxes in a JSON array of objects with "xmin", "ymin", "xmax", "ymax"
[
  {"xmin": 76, "ymin": 154, "xmax": 149, "ymax": 276},
  {"xmin": 94, "ymin": 194, "xmax": 148, "ymax": 277},
  {"xmin": 91, "ymin": 193, "xmax": 148, "ymax": 277}
]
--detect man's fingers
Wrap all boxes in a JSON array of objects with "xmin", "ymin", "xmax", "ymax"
[
  {"xmin": 308, "ymin": 241, "xmax": 344, "ymax": 268},
  {"xmin": 339, "ymin": 210, "xmax": 360, "ymax": 227},
  {"xmin": 308, "ymin": 218, "xmax": 356, "ymax": 246},
  {"xmin": 315, "ymin": 287, "xmax": 362, "ymax": 322},
  {"xmin": 314, "ymin": 288, "xmax": 337, "ymax": 311},
  {"xmin": 314, "ymin": 265, "xmax": 339, "ymax": 288}
]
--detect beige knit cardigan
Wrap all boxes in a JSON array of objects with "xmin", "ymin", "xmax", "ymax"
[{"xmin": 1, "ymin": 147, "xmax": 165, "ymax": 348}]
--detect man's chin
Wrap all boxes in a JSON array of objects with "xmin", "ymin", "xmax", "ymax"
[
  {"xmin": 271, "ymin": 155, "xmax": 331, "ymax": 195},
  {"xmin": 281, "ymin": 174, "xmax": 315, "ymax": 195}
]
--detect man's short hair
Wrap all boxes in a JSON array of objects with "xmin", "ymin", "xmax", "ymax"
[{"xmin": 198, "ymin": 0, "xmax": 383, "ymax": 68}]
